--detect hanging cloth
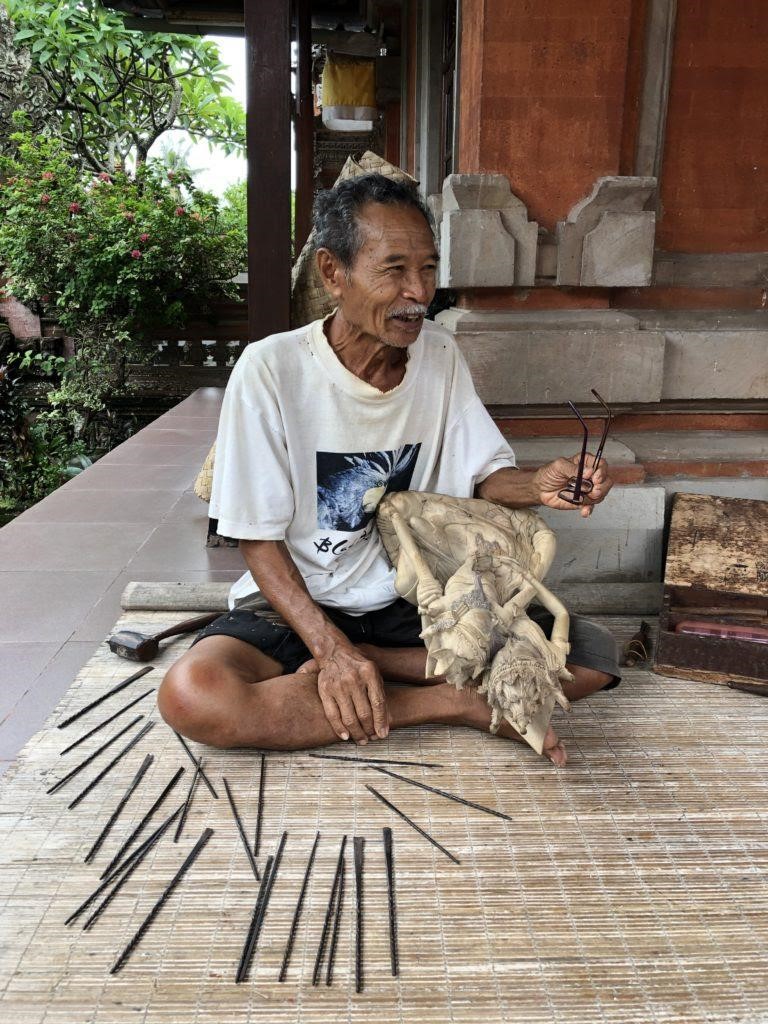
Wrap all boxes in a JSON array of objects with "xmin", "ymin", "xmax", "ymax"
[{"xmin": 321, "ymin": 53, "xmax": 377, "ymax": 132}]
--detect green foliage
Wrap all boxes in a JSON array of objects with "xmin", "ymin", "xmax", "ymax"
[
  {"xmin": 0, "ymin": 124, "xmax": 246, "ymax": 340},
  {"xmin": 0, "ymin": 124, "xmax": 247, "ymax": 513},
  {"xmin": 0, "ymin": 346, "xmax": 88, "ymax": 514},
  {"xmin": 5, "ymin": 0, "xmax": 245, "ymax": 171}
]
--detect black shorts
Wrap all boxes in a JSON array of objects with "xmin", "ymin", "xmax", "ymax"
[{"xmin": 194, "ymin": 599, "xmax": 621, "ymax": 688}]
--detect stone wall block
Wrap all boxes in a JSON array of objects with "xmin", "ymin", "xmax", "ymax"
[
  {"xmin": 556, "ymin": 176, "xmax": 657, "ymax": 286},
  {"xmin": 436, "ymin": 173, "xmax": 538, "ymax": 288},
  {"xmin": 440, "ymin": 209, "xmax": 516, "ymax": 288},
  {"xmin": 581, "ymin": 211, "xmax": 655, "ymax": 286},
  {"xmin": 661, "ymin": 330, "xmax": 768, "ymax": 400}
]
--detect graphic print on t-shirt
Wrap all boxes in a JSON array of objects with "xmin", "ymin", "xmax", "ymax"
[{"xmin": 316, "ymin": 444, "xmax": 421, "ymax": 532}]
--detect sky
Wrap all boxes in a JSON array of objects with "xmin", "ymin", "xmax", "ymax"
[{"xmin": 147, "ymin": 34, "xmax": 296, "ymax": 197}]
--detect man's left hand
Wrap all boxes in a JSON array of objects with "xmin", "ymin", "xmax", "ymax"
[{"xmin": 533, "ymin": 454, "xmax": 613, "ymax": 518}]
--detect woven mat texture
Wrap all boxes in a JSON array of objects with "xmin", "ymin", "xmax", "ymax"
[{"xmin": 1, "ymin": 612, "xmax": 768, "ymax": 1024}]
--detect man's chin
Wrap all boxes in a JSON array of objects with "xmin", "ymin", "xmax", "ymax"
[{"xmin": 382, "ymin": 317, "xmax": 424, "ymax": 347}]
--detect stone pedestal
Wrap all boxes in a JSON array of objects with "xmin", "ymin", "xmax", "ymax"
[{"xmin": 437, "ymin": 308, "xmax": 666, "ymax": 405}]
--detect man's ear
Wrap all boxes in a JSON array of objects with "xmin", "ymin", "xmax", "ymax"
[{"xmin": 316, "ymin": 248, "xmax": 347, "ymax": 299}]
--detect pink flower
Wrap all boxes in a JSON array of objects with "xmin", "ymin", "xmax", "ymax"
[
  {"xmin": 42, "ymin": 171, "xmax": 54, "ymax": 181},
  {"xmin": 139, "ymin": 233, "xmax": 150, "ymax": 242},
  {"xmin": 98, "ymin": 172, "xmax": 111, "ymax": 182},
  {"xmin": 130, "ymin": 249, "xmax": 142, "ymax": 259},
  {"xmin": 41, "ymin": 294, "xmax": 50, "ymax": 302},
  {"xmin": 40, "ymin": 193, "xmax": 51, "ymax": 205},
  {"xmin": 123, "ymin": 211, "xmax": 135, "ymax": 222},
  {"xmin": 69, "ymin": 202, "xmax": 81, "ymax": 214},
  {"xmin": 175, "ymin": 206, "xmax": 185, "ymax": 216}
]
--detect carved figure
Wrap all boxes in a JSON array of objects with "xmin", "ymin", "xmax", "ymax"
[{"xmin": 376, "ymin": 491, "xmax": 572, "ymax": 755}]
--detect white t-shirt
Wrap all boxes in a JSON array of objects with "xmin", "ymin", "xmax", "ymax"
[{"xmin": 209, "ymin": 315, "xmax": 516, "ymax": 613}]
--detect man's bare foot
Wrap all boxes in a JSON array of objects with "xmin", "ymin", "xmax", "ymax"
[{"xmin": 449, "ymin": 684, "xmax": 567, "ymax": 767}]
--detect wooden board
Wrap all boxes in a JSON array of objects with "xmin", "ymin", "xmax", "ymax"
[
  {"xmin": 663, "ymin": 492, "xmax": 768, "ymax": 599},
  {"xmin": 3, "ymin": 611, "xmax": 768, "ymax": 1023}
]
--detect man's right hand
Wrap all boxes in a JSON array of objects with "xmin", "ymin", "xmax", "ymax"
[{"xmin": 315, "ymin": 643, "xmax": 390, "ymax": 744}]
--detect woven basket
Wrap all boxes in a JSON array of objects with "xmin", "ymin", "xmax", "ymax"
[
  {"xmin": 194, "ymin": 152, "xmax": 415, "ymax": 503},
  {"xmin": 193, "ymin": 442, "xmax": 216, "ymax": 503}
]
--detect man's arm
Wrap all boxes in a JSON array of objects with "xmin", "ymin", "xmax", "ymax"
[
  {"xmin": 476, "ymin": 455, "xmax": 613, "ymax": 518},
  {"xmin": 239, "ymin": 539, "xmax": 389, "ymax": 744}
]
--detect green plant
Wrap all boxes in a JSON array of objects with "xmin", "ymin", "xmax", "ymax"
[
  {"xmin": 0, "ymin": 124, "xmax": 247, "ymax": 512},
  {"xmin": 5, "ymin": 0, "xmax": 245, "ymax": 173},
  {"xmin": 0, "ymin": 347, "xmax": 87, "ymax": 513}
]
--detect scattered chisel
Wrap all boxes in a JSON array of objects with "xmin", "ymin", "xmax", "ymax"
[{"xmin": 57, "ymin": 665, "xmax": 153, "ymax": 729}]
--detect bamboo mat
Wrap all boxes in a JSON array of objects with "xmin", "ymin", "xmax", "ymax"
[{"xmin": 2, "ymin": 611, "xmax": 768, "ymax": 1024}]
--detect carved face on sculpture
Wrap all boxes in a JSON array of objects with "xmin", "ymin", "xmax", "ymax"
[
  {"xmin": 426, "ymin": 606, "xmax": 496, "ymax": 684},
  {"xmin": 317, "ymin": 202, "xmax": 439, "ymax": 350}
]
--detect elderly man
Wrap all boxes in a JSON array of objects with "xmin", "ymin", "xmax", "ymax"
[{"xmin": 158, "ymin": 174, "xmax": 620, "ymax": 766}]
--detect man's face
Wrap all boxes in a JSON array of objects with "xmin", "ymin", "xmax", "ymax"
[{"xmin": 322, "ymin": 202, "xmax": 439, "ymax": 348}]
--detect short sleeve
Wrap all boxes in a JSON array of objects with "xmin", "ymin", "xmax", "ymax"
[
  {"xmin": 209, "ymin": 348, "xmax": 295, "ymax": 540},
  {"xmin": 432, "ymin": 346, "xmax": 516, "ymax": 497}
]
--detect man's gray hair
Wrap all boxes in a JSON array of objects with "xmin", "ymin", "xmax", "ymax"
[{"xmin": 312, "ymin": 173, "xmax": 432, "ymax": 269}]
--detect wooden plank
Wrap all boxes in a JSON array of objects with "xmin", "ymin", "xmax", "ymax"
[
  {"xmin": 244, "ymin": 0, "xmax": 291, "ymax": 340},
  {"xmin": 664, "ymin": 493, "xmax": 768, "ymax": 598}
]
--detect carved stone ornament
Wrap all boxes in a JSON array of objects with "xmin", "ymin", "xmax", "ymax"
[{"xmin": 376, "ymin": 492, "xmax": 572, "ymax": 755}]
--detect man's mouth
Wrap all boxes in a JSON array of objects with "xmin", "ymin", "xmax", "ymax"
[{"xmin": 389, "ymin": 307, "xmax": 426, "ymax": 328}]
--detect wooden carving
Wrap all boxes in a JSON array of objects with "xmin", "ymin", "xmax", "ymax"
[{"xmin": 376, "ymin": 491, "xmax": 572, "ymax": 755}]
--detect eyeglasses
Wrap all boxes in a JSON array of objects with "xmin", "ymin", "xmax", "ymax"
[{"xmin": 558, "ymin": 389, "xmax": 613, "ymax": 505}]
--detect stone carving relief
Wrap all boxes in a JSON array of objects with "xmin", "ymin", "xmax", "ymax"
[
  {"xmin": 377, "ymin": 491, "xmax": 571, "ymax": 756},
  {"xmin": 433, "ymin": 173, "xmax": 538, "ymax": 289},
  {"xmin": 555, "ymin": 176, "xmax": 657, "ymax": 287}
]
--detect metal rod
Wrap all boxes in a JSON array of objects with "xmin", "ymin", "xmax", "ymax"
[
  {"xmin": 173, "ymin": 731, "xmax": 219, "ymax": 798},
  {"xmin": 46, "ymin": 716, "xmax": 145, "ymax": 794},
  {"xmin": 308, "ymin": 752, "xmax": 445, "ymax": 769},
  {"xmin": 84, "ymin": 753, "xmax": 154, "ymax": 864},
  {"xmin": 83, "ymin": 803, "xmax": 184, "ymax": 932},
  {"xmin": 174, "ymin": 760, "xmax": 202, "ymax": 844},
  {"xmin": 365, "ymin": 785, "xmax": 461, "ymax": 865},
  {"xmin": 110, "ymin": 827, "xmax": 214, "ymax": 975},
  {"xmin": 383, "ymin": 827, "xmax": 399, "ymax": 976},
  {"xmin": 57, "ymin": 665, "xmax": 153, "ymax": 729},
  {"xmin": 236, "ymin": 831, "xmax": 288, "ymax": 982},
  {"xmin": 223, "ymin": 777, "xmax": 260, "ymax": 880},
  {"xmin": 354, "ymin": 836, "xmax": 365, "ymax": 994},
  {"xmin": 65, "ymin": 804, "xmax": 184, "ymax": 925},
  {"xmin": 67, "ymin": 722, "xmax": 154, "ymax": 810},
  {"xmin": 325, "ymin": 841, "xmax": 345, "ymax": 987},
  {"xmin": 60, "ymin": 689, "xmax": 155, "ymax": 755},
  {"xmin": 279, "ymin": 830, "xmax": 320, "ymax": 982},
  {"xmin": 235, "ymin": 855, "xmax": 273, "ymax": 984},
  {"xmin": 253, "ymin": 752, "xmax": 266, "ymax": 857},
  {"xmin": 100, "ymin": 765, "xmax": 185, "ymax": 878},
  {"xmin": 312, "ymin": 834, "xmax": 347, "ymax": 985},
  {"xmin": 372, "ymin": 765, "xmax": 514, "ymax": 821}
]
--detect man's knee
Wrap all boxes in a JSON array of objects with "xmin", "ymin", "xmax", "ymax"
[
  {"xmin": 158, "ymin": 657, "xmax": 238, "ymax": 749},
  {"xmin": 563, "ymin": 665, "xmax": 615, "ymax": 701}
]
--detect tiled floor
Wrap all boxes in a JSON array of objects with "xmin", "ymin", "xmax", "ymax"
[{"xmin": 0, "ymin": 388, "xmax": 242, "ymax": 774}]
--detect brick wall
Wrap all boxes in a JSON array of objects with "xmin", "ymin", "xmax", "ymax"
[
  {"xmin": 457, "ymin": 0, "xmax": 634, "ymax": 231},
  {"xmin": 657, "ymin": 0, "xmax": 768, "ymax": 252}
]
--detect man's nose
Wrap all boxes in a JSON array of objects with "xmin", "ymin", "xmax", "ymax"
[{"xmin": 401, "ymin": 270, "xmax": 430, "ymax": 304}]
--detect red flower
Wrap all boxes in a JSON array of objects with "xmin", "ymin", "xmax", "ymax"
[
  {"xmin": 139, "ymin": 233, "xmax": 150, "ymax": 242},
  {"xmin": 40, "ymin": 194, "xmax": 51, "ymax": 205},
  {"xmin": 98, "ymin": 172, "xmax": 111, "ymax": 182},
  {"xmin": 69, "ymin": 202, "xmax": 81, "ymax": 214},
  {"xmin": 175, "ymin": 206, "xmax": 185, "ymax": 216},
  {"xmin": 41, "ymin": 294, "xmax": 50, "ymax": 302},
  {"xmin": 130, "ymin": 249, "xmax": 142, "ymax": 259},
  {"xmin": 42, "ymin": 171, "xmax": 54, "ymax": 181}
]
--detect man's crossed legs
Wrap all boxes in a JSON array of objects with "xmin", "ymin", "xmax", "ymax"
[{"xmin": 157, "ymin": 602, "xmax": 620, "ymax": 767}]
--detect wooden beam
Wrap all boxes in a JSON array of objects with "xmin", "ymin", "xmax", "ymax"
[
  {"xmin": 294, "ymin": 0, "xmax": 314, "ymax": 252},
  {"xmin": 244, "ymin": 0, "xmax": 291, "ymax": 339}
]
